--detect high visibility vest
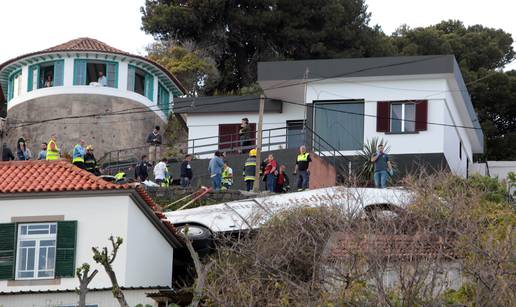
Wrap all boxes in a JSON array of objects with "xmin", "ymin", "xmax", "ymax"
[
  {"xmin": 46, "ymin": 140, "xmax": 60, "ymax": 161},
  {"xmin": 297, "ymin": 152, "xmax": 310, "ymax": 162},
  {"xmin": 72, "ymin": 144, "xmax": 85, "ymax": 163},
  {"xmin": 244, "ymin": 157, "xmax": 257, "ymax": 181},
  {"xmin": 114, "ymin": 172, "xmax": 126, "ymax": 181},
  {"xmin": 222, "ymin": 167, "xmax": 233, "ymax": 184}
]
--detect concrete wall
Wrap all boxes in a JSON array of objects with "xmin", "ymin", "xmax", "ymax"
[
  {"xmin": 0, "ymin": 289, "xmax": 159, "ymax": 307},
  {"xmin": 6, "ymin": 93, "xmax": 165, "ymax": 158},
  {"xmin": 0, "ymin": 194, "xmax": 173, "ymax": 293}
]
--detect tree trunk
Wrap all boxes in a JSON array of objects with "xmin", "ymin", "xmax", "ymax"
[{"xmin": 105, "ymin": 266, "xmax": 129, "ymax": 307}]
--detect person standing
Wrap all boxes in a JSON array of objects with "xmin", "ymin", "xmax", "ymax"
[
  {"xmin": 72, "ymin": 139, "xmax": 87, "ymax": 169},
  {"xmin": 84, "ymin": 145, "xmax": 100, "ymax": 175},
  {"xmin": 135, "ymin": 155, "xmax": 150, "ymax": 182},
  {"xmin": 147, "ymin": 126, "xmax": 162, "ymax": 164},
  {"xmin": 275, "ymin": 164, "xmax": 290, "ymax": 193},
  {"xmin": 239, "ymin": 118, "xmax": 252, "ymax": 153},
  {"xmin": 221, "ymin": 161, "xmax": 233, "ymax": 190},
  {"xmin": 154, "ymin": 157, "xmax": 168, "ymax": 186},
  {"xmin": 294, "ymin": 145, "xmax": 311, "ymax": 191},
  {"xmin": 16, "ymin": 138, "xmax": 32, "ymax": 160},
  {"xmin": 180, "ymin": 154, "xmax": 193, "ymax": 187},
  {"xmin": 371, "ymin": 144, "xmax": 392, "ymax": 188},
  {"xmin": 37, "ymin": 142, "xmax": 47, "ymax": 160},
  {"xmin": 243, "ymin": 149, "xmax": 257, "ymax": 192},
  {"xmin": 208, "ymin": 151, "xmax": 224, "ymax": 191},
  {"xmin": 2, "ymin": 143, "xmax": 15, "ymax": 161},
  {"xmin": 46, "ymin": 135, "xmax": 60, "ymax": 161},
  {"xmin": 264, "ymin": 154, "xmax": 278, "ymax": 193},
  {"xmin": 98, "ymin": 71, "xmax": 107, "ymax": 87}
]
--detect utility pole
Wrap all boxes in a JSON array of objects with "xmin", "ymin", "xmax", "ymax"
[
  {"xmin": 0, "ymin": 117, "xmax": 5, "ymax": 161},
  {"xmin": 253, "ymin": 94, "xmax": 265, "ymax": 192}
]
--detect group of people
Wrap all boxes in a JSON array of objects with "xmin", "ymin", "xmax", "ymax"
[
  {"xmin": 207, "ymin": 145, "xmax": 311, "ymax": 193},
  {"xmin": 1, "ymin": 135, "xmax": 100, "ymax": 176}
]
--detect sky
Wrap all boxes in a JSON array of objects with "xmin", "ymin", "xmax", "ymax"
[{"xmin": 0, "ymin": 0, "xmax": 515, "ymax": 70}]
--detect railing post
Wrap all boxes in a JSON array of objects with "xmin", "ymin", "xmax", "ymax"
[
  {"xmin": 117, "ymin": 151, "xmax": 120, "ymax": 174},
  {"xmin": 192, "ymin": 139, "xmax": 195, "ymax": 156},
  {"xmin": 268, "ymin": 129, "xmax": 271, "ymax": 152}
]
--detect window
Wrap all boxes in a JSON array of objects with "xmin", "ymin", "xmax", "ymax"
[
  {"xmin": 127, "ymin": 65, "xmax": 154, "ymax": 101},
  {"xmin": 28, "ymin": 60, "xmax": 64, "ymax": 91},
  {"xmin": 390, "ymin": 102, "xmax": 416, "ymax": 133},
  {"xmin": 286, "ymin": 120, "xmax": 305, "ymax": 149},
  {"xmin": 16, "ymin": 223, "xmax": 57, "ymax": 279},
  {"xmin": 74, "ymin": 59, "xmax": 118, "ymax": 88},
  {"xmin": 313, "ymin": 100, "xmax": 364, "ymax": 151},
  {"xmin": 157, "ymin": 83, "xmax": 170, "ymax": 115},
  {"xmin": 8, "ymin": 70, "xmax": 22, "ymax": 101},
  {"xmin": 0, "ymin": 221, "xmax": 77, "ymax": 281},
  {"xmin": 377, "ymin": 100, "xmax": 428, "ymax": 133}
]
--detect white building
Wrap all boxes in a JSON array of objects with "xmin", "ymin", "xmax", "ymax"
[
  {"xmin": 0, "ymin": 160, "xmax": 182, "ymax": 307},
  {"xmin": 174, "ymin": 55, "xmax": 484, "ymax": 177},
  {"xmin": 0, "ymin": 38, "xmax": 185, "ymax": 157}
]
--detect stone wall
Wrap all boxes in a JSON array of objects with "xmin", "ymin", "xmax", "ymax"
[{"xmin": 6, "ymin": 94, "xmax": 165, "ymax": 159}]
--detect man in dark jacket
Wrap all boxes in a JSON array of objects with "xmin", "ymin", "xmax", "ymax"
[
  {"xmin": 135, "ymin": 155, "xmax": 150, "ymax": 182},
  {"xmin": 146, "ymin": 126, "xmax": 162, "ymax": 164},
  {"xmin": 84, "ymin": 145, "xmax": 100, "ymax": 176},
  {"xmin": 2, "ymin": 143, "xmax": 15, "ymax": 161},
  {"xmin": 180, "ymin": 154, "xmax": 193, "ymax": 187}
]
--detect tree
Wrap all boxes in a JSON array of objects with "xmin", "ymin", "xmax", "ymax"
[
  {"xmin": 76, "ymin": 263, "xmax": 98, "ymax": 307},
  {"xmin": 141, "ymin": 0, "xmax": 391, "ymax": 92},
  {"xmin": 92, "ymin": 236, "xmax": 129, "ymax": 307},
  {"xmin": 147, "ymin": 41, "xmax": 220, "ymax": 95}
]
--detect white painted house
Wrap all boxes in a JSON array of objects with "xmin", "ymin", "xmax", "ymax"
[
  {"xmin": 0, "ymin": 160, "xmax": 182, "ymax": 307},
  {"xmin": 174, "ymin": 55, "xmax": 484, "ymax": 177}
]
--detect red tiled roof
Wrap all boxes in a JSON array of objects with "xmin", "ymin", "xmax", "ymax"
[
  {"xmin": 42, "ymin": 37, "xmax": 129, "ymax": 54},
  {"xmin": 0, "ymin": 160, "xmax": 181, "ymax": 243},
  {"xmin": 0, "ymin": 160, "xmax": 126, "ymax": 193}
]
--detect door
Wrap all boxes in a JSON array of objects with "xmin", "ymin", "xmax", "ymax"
[{"xmin": 218, "ymin": 123, "xmax": 256, "ymax": 153}]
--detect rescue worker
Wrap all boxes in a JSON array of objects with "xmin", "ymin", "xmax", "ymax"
[
  {"xmin": 46, "ymin": 135, "xmax": 60, "ymax": 161},
  {"xmin": 84, "ymin": 145, "xmax": 100, "ymax": 175},
  {"xmin": 72, "ymin": 139, "xmax": 87, "ymax": 169},
  {"xmin": 114, "ymin": 171, "xmax": 126, "ymax": 183},
  {"xmin": 243, "ymin": 149, "xmax": 257, "ymax": 192},
  {"xmin": 294, "ymin": 145, "xmax": 311, "ymax": 191},
  {"xmin": 221, "ymin": 161, "xmax": 233, "ymax": 191}
]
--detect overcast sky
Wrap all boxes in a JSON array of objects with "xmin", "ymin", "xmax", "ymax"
[{"xmin": 0, "ymin": 0, "xmax": 514, "ymax": 70}]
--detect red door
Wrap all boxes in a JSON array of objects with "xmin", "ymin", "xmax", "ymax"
[{"xmin": 218, "ymin": 123, "xmax": 256, "ymax": 153}]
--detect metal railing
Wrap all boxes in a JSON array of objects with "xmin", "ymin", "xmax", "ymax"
[{"xmin": 100, "ymin": 124, "xmax": 352, "ymax": 179}]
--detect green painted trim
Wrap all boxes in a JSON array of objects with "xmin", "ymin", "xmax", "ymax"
[{"xmin": 7, "ymin": 69, "xmax": 21, "ymax": 101}]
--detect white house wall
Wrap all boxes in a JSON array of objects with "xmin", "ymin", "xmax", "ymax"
[
  {"xmin": 0, "ymin": 194, "xmax": 172, "ymax": 294},
  {"xmin": 124, "ymin": 197, "xmax": 173, "ymax": 287},
  {"xmin": 304, "ymin": 77, "xmax": 447, "ymax": 156},
  {"xmin": 0, "ymin": 289, "xmax": 159, "ymax": 307}
]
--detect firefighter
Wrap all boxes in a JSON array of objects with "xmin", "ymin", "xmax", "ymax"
[
  {"xmin": 45, "ymin": 135, "xmax": 60, "ymax": 161},
  {"xmin": 243, "ymin": 149, "xmax": 257, "ymax": 192},
  {"xmin": 72, "ymin": 139, "xmax": 87, "ymax": 169},
  {"xmin": 114, "ymin": 171, "xmax": 127, "ymax": 184},
  {"xmin": 84, "ymin": 145, "xmax": 100, "ymax": 175}
]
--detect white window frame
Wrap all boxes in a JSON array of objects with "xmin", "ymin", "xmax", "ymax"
[
  {"xmin": 390, "ymin": 102, "xmax": 416, "ymax": 133},
  {"xmin": 15, "ymin": 222, "xmax": 57, "ymax": 280}
]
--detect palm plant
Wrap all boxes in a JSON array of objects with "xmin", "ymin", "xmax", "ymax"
[{"xmin": 358, "ymin": 137, "xmax": 393, "ymax": 185}]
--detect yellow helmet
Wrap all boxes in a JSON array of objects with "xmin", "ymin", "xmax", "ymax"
[
  {"xmin": 86, "ymin": 145, "xmax": 94, "ymax": 150},
  {"xmin": 249, "ymin": 149, "xmax": 257, "ymax": 156}
]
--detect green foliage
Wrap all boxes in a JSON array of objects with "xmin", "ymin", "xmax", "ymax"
[
  {"xmin": 442, "ymin": 283, "xmax": 476, "ymax": 305},
  {"xmin": 163, "ymin": 114, "xmax": 188, "ymax": 159},
  {"xmin": 141, "ymin": 0, "xmax": 390, "ymax": 92},
  {"xmin": 467, "ymin": 174, "xmax": 508, "ymax": 203},
  {"xmin": 147, "ymin": 42, "xmax": 220, "ymax": 95}
]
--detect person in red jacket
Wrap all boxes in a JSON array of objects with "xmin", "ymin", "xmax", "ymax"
[{"xmin": 264, "ymin": 154, "xmax": 278, "ymax": 193}]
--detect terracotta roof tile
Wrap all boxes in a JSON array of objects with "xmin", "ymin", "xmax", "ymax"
[
  {"xmin": 0, "ymin": 160, "xmax": 181, "ymax": 244},
  {"xmin": 42, "ymin": 37, "xmax": 129, "ymax": 54}
]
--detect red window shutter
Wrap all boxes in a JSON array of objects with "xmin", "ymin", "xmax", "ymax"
[
  {"xmin": 376, "ymin": 101, "xmax": 390, "ymax": 132},
  {"xmin": 415, "ymin": 100, "xmax": 428, "ymax": 131}
]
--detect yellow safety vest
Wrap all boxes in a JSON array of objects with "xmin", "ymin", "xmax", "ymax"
[
  {"xmin": 114, "ymin": 172, "xmax": 126, "ymax": 180},
  {"xmin": 72, "ymin": 144, "xmax": 85, "ymax": 163},
  {"xmin": 46, "ymin": 140, "xmax": 60, "ymax": 161},
  {"xmin": 297, "ymin": 153, "xmax": 309, "ymax": 162}
]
